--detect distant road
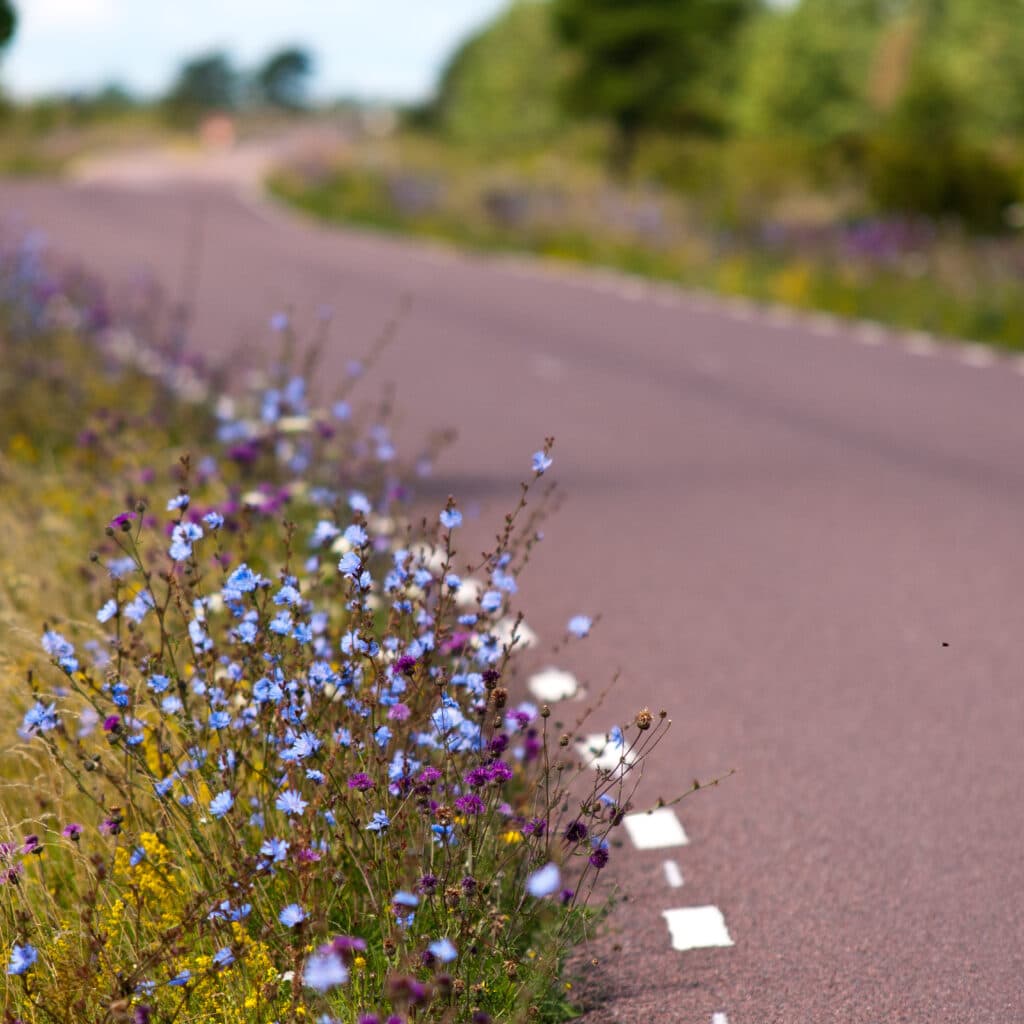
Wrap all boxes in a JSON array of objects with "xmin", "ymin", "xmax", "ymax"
[{"xmin": 3, "ymin": 170, "xmax": 1023, "ymax": 1023}]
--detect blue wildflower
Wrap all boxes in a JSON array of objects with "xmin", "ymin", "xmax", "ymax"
[
  {"xmin": 148, "ymin": 674, "xmax": 170, "ymax": 694},
  {"xmin": 439, "ymin": 508, "xmax": 462, "ymax": 530},
  {"xmin": 203, "ymin": 511, "xmax": 224, "ymax": 530},
  {"xmin": 167, "ymin": 493, "xmax": 190, "ymax": 511},
  {"xmin": 235, "ymin": 621, "xmax": 257, "ymax": 644},
  {"xmin": 212, "ymin": 947, "xmax": 234, "ymax": 969},
  {"xmin": 526, "ymin": 862, "xmax": 561, "ymax": 897},
  {"xmin": 532, "ymin": 450, "xmax": 553, "ymax": 474},
  {"xmin": 225, "ymin": 564, "xmax": 259, "ymax": 594},
  {"xmin": 160, "ymin": 696, "xmax": 183, "ymax": 715},
  {"xmin": 365, "ymin": 810, "xmax": 390, "ymax": 833},
  {"xmin": 20, "ymin": 701, "xmax": 58, "ymax": 737},
  {"xmin": 168, "ymin": 969, "xmax": 191, "ymax": 987},
  {"xmin": 123, "ymin": 591, "xmax": 154, "ymax": 624},
  {"xmin": 428, "ymin": 938, "xmax": 458, "ymax": 963},
  {"xmin": 303, "ymin": 950, "xmax": 348, "ymax": 991},
  {"xmin": 7, "ymin": 943, "xmax": 38, "ymax": 975},
  {"xmin": 343, "ymin": 524, "xmax": 368, "ymax": 548},
  {"xmin": 209, "ymin": 791, "xmax": 233, "ymax": 818},
  {"xmin": 337, "ymin": 551, "xmax": 361, "ymax": 576},
  {"xmin": 568, "ymin": 615, "xmax": 593, "ymax": 638},
  {"xmin": 96, "ymin": 599, "xmax": 117, "ymax": 624},
  {"xmin": 278, "ymin": 904, "xmax": 306, "ymax": 928},
  {"xmin": 275, "ymin": 789, "xmax": 308, "ymax": 816}
]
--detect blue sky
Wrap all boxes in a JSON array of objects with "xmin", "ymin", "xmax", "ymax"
[{"xmin": 3, "ymin": 0, "xmax": 511, "ymax": 101}]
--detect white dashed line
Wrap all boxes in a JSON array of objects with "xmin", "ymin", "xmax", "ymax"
[
  {"xmin": 904, "ymin": 331, "xmax": 937, "ymax": 356},
  {"xmin": 576, "ymin": 733, "xmax": 635, "ymax": 772},
  {"xmin": 652, "ymin": 290, "xmax": 682, "ymax": 309},
  {"xmin": 960, "ymin": 343, "xmax": 997, "ymax": 368},
  {"xmin": 527, "ymin": 667, "xmax": 579, "ymax": 702},
  {"xmin": 764, "ymin": 306, "xmax": 800, "ymax": 329},
  {"xmin": 623, "ymin": 808, "xmax": 689, "ymax": 849},
  {"xmin": 726, "ymin": 300, "xmax": 757, "ymax": 322},
  {"xmin": 663, "ymin": 859, "xmax": 684, "ymax": 888},
  {"xmin": 662, "ymin": 905, "xmax": 734, "ymax": 951},
  {"xmin": 712, "ymin": 1013, "xmax": 730, "ymax": 1024},
  {"xmin": 529, "ymin": 354, "xmax": 566, "ymax": 382},
  {"xmin": 807, "ymin": 313, "xmax": 841, "ymax": 337},
  {"xmin": 853, "ymin": 321, "xmax": 886, "ymax": 345}
]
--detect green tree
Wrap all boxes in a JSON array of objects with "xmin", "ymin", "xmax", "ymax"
[
  {"xmin": 924, "ymin": 0, "xmax": 1024, "ymax": 140},
  {"xmin": 553, "ymin": 0, "xmax": 759, "ymax": 174},
  {"xmin": 256, "ymin": 47, "xmax": 314, "ymax": 111},
  {"xmin": 433, "ymin": 0, "xmax": 566, "ymax": 151},
  {"xmin": 0, "ymin": 0, "xmax": 16, "ymax": 52},
  {"xmin": 733, "ymin": 0, "xmax": 887, "ymax": 142},
  {"xmin": 164, "ymin": 52, "xmax": 239, "ymax": 116}
]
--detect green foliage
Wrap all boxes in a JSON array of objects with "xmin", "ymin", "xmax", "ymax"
[
  {"xmin": 0, "ymin": 0, "xmax": 15, "ymax": 52},
  {"xmin": 924, "ymin": 0, "xmax": 1024, "ymax": 141},
  {"xmin": 163, "ymin": 51, "xmax": 239, "ymax": 119},
  {"xmin": 256, "ymin": 46, "xmax": 314, "ymax": 110},
  {"xmin": 433, "ymin": 1, "xmax": 566, "ymax": 152},
  {"xmin": 865, "ymin": 59, "xmax": 1020, "ymax": 229},
  {"xmin": 734, "ymin": 0, "xmax": 883, "ymax": 142},
  {"xmin": 552, "ymin": 0, "xmax": 757, "ymax": 172}
]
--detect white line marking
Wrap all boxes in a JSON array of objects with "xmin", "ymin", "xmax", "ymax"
[
  {"xmin": 527, "ymin": 667, "xmax": 579, "ymax": 702},
  {"xmin": 853, "ymin": 321, "xmax": 886, "ymax": 345},
  {"xmin": 662, "ymin": 905, "xmax": 734, "ymax": 951},
  {"xmin": 960, "ymin": 344, "xmax": 996, "ymax": 368},
  {"xmin": 1013, "ymin": 355, "xmax": 1024, "ymax": 376},
  {"xmin": 663, "ymin": 859, "xmax": 684, "ymax": 887},
  {"xmin": 576, "ymin": 733, "xmax": 635, "ymax": 773},
  {"xmin": 765, "ymin": 306, "xmax": 799, "ymax": 329},
  {"xmin": 726, "ymin": 301, "xmax": 757, "ymax": 322},
  {"xmin": 623, "ymin": 808, "xmax": 689, "ymax": 849},
  {"xmin": 529, "ymin": 354, "xmax": 566, "ymax": 382},
  {"xmin": 615, "ymin": 281, "xmax": 648, "ymax": 302},
  {"xmin": 808, "ymin": 313, "xmax": 841, "ymax": 337},
  {"xmin": 904, "ymin": 331, "xmax": 937, "ymax": 356},
  {"xmin": 712, "ymin": 1013, "xmax": 730, "ymax": 1024}
]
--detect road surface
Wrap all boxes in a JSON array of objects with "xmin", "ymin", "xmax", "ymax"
[{"xmin": 2, "ymin": 172, "xmax": 1023, "ymax": 1023}]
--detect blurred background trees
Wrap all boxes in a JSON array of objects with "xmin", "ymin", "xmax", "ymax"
[
  {"xmin": 429, "ymin": 0, "xmax": 565, "ymax": 152},
  {"xmin": 412, "ymin": 0, "xmax": 1024, "ymax": 232},
  {"xmin": 0, "ymin": 0, "xmax": 15, "ymax": 53},
  {"xmin": 256, "ymin": 47, "xmax": 314, "ymax": 111},
  {"xmin": 553, "ymin": 0, "xmax": 757, "ymax": 174}
]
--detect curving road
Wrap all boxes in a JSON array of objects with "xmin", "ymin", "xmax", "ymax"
[{"xmin": 3, "ymin": 171, "xmax": 1024, "ymax": 1023}]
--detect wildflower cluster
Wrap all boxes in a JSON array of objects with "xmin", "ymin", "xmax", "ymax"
[{"xmin": 2, "ymin": 243, "xmax": 681, "ymax": 1024}]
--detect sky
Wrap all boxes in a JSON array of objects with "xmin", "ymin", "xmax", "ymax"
[{"xmin": 3, "ymin": 0, "xmax": 512, "ymax": 102}]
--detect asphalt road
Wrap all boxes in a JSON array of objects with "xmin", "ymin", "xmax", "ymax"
[{"xmin": 3, "ymin": 177, "xmax": 1024, "ymax": 1023}]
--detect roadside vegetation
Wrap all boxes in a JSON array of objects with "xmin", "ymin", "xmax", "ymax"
[
  {"xmin": 0, "ymin": 235, "xmax": 695, "ymax": 1023},
  {"xmin": 269, "ymin": 0, "xmax": 1024, "ymax": 350}
]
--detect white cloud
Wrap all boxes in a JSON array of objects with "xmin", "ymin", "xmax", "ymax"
[{"xmin": 30, "ymin": 0, "xmax": 116, "ymax": 30}]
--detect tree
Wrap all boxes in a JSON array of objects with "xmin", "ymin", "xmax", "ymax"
[
  {"xmin": 433, "ymin": 0, "xmax": 566, "ymax": 151},
  {"xmin": 553, "ymin": 0, "xmax": 759, "ymax": 174},
  {"xmin": 733, "ymin": 0, "xmax": 886, "ymax": 143},
  {"xmin": 0, "ymin": 0, "xmax": 16, "ymax": 52},
  {"xmin": 256, "ymin": 47, "xmax": 313, "ymax": 110},
  {"xmin": 164, "ymin": 52, "xmax": 239, "ymax": 116}
]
